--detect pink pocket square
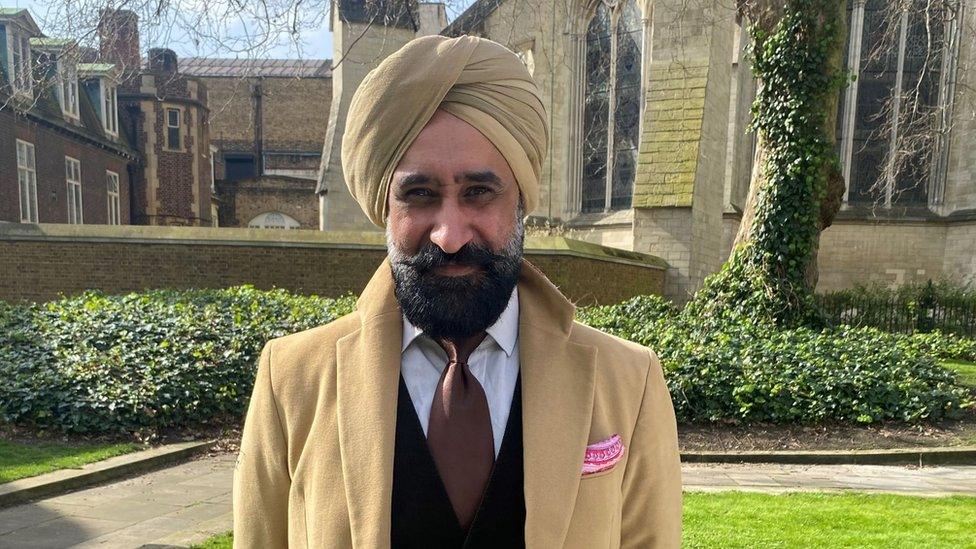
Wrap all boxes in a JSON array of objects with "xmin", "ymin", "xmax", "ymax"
[{"xmin": 581, "ymin": 434, "xmax": 625, "ymax": 476}]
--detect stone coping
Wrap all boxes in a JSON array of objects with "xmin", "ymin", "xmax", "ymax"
[
  {"xmin": 681, "ymin": 446, "xmax": 976, "ymax": 466},
  {"xmin": 0, "ymin": 223, "xmax": 668, "ymax": 270},
  {"xmin": 0, "ymin": 440, "xmax": 215, "ymax": 509}
]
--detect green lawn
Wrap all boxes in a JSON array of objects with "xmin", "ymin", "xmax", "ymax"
[
  {"xmin": 191, "ymin": 531, "xmax": 233, "ymax": 549},
  {"xmin": 194, "ymin": 491, "xmax": 976, "ymax": 548},
  {"xmin": 683, "ymin": 491, "xmax": 976, "ymax": 548},
  {"xmin": 0, "ymin": 439, "xmax": 142, "ymax": 484},
  {"xmin": 944, "ymin": 360, "xmax": 976, "ymax": 388}
]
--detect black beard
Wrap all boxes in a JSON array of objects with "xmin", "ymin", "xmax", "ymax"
[{"xmin": 389, "ymin": 236, "xmax": 523, "ymax": 341}]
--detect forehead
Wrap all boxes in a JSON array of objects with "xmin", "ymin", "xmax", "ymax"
[{"xmin": 392, "ymin": 109, "xmax": 516, "ymax": 187}]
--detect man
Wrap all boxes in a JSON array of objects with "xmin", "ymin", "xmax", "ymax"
[{"xmin": 233, "ymin": 35, "xmax": 681, "ymax": 548}]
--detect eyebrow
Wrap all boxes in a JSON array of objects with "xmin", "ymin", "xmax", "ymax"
[
  {"xmin": 397, "ymin": 173, "xmax": 432, "ymax": 188},
  {"xmin": 460, "ymin": 170, "xmax": 503, "ymax": 186},
  {"xmin": 395, "ymin": 170, "xmax": 504, "ymax": 189}
]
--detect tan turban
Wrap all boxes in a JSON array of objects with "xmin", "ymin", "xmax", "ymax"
[{"xmin": 341, "ymin": 34, "xmax": 549, "ymax": 228}]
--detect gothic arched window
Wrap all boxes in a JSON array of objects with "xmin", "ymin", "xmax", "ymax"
[
  {"xmin": 581, "ymin": 0, "xmax": 643, "ymax": 213},
  {"xmin": 837, "ymin": 0, "xmax": 953, "ymax": 207}
]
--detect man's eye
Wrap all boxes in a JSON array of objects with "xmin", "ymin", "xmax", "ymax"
[
  {"xmin": 405, "ymin": 188, "xmax": 433, "ymax": 197},
  {"xmin": 467, "ymin": 187, "xmax": 490, "ymax": 196}
]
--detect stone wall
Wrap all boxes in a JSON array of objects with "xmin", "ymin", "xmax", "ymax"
[
  {"xmin": 817, "ymin": 220, "xmax": 948, "ymax": 291},
  {"xmin": 0, "ymin": 224, "xmax": 667, "ymax": 305},
  {"xmin": 943, "ymin": 219, "xmax": 976, "ymax": 284},
  {"xmin": 633, "ymin": 207, "xmax": 695, "ymax": 301}
]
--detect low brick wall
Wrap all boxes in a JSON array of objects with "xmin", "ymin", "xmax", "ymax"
[{"xmin": 0, "ymin": 224, "xmax": 667, "ymax": 306}]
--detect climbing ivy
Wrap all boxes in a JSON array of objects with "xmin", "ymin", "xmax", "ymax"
[{"xmin": 686, "ymin": 0, "xmax": 847, "ymax": 327}]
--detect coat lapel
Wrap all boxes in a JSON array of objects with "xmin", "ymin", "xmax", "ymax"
[
  {"xmin": 336, "ymin": 257, "xmax": 402, "ymax": 549},
  {"xmin": 335, "ymin": 257, "xmax": 596, "ymax": 548},
  {"xmin": 517, "ymin": 261, "xmax": 597, "ymax": 548}
]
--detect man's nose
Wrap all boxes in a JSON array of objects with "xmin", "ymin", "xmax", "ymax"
[{"xmin": 429, "ymin": 202, "xmax": 474, "ymax": 255}]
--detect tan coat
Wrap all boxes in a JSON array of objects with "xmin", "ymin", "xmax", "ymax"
[{"xmin": 232, "ymin": 259, "xmax": 682, "ymax": 548}]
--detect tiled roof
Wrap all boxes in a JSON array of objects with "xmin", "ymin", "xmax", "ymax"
[
  {"xmin": 179, "ymin": 58, "xmax": 333, "ymax": 78},
  {"xmin": 0, "ymin": 55, "xmax": 135, "ymax": 159}
]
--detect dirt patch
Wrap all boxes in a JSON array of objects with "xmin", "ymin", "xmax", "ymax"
[{"xmin": 679, "ymin": 413, "xmax": 976, "ymax": 451}]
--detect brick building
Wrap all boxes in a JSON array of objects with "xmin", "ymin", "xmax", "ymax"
[
  {"xmin": 1, "ymin": 9, "xmax": 137, "ymax": 226},
  {"xmin": 1, "ymin": 7, "xmax": 213, "ymax": 228},
  {"xmin": 317, "ymin": 0, "xmax": 976, "ymax": 301},
  {"xmin": 181, "ymin": 58, "xmax": 332, "ymax": 229},
  {"xmin": 99, "ymin": 10, "xmax": 215, "ymax": 227}
]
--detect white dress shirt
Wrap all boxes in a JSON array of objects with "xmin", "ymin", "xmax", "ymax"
[{"xmin": 400, "ymin": 287, "xmax": 520, "ymax": 457}]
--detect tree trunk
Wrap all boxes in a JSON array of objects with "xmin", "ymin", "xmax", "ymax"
[{"xmin": 686, "ymin": 0, "xmax": 849, "ymax": 326}]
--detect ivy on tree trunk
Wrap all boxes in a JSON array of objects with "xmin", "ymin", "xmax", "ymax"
[{"xmin": 685, "ymin": 0, "xmax": 848, "ymax": 327}]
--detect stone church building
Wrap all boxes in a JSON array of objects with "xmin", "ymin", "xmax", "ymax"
[{"xmin": 317, "ymin": 0, "xmax": 976, "ymax": 302}]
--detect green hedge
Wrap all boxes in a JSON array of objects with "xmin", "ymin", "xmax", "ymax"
[
  {"xmin": 0, "ymin": 287, "xmax": 355, "ymax": 436},
  {"xmin": 576, "ymin": 296, "xmax": 974, "ymax": 424},
  {"xmin": 0, "ymin": 289, "xmax": 972, "ymax": 435}
]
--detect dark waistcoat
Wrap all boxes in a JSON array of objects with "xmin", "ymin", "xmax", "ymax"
[{"xmin": 391, "ymin": 372, "xmax": 526, "ymax": 549}]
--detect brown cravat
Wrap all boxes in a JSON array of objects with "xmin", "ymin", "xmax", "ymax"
[{"xmin": 427, "ymin": 332, "xmax": 493, "ymax": 532}]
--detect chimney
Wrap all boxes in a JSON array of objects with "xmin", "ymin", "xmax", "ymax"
[
  {"xmin": 98, "ymin": 9, "xmax": 140, "ymax": 74},
  {"xmin": 148, "ymin": 48, "xmax": 178, "ymax": 75}
]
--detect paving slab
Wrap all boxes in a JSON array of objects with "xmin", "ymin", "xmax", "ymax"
[
  {"xmin": 0, "ymin": 455, "xmax": 232, "ymax": 548},
  {"xmin": 683, "ymin": 462, "xmax": 976, "ymax": 496}
]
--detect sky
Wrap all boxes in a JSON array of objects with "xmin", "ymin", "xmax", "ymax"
[{"xmin": 7, "ymin": 0, "xmax": 475, "ymax": 60}]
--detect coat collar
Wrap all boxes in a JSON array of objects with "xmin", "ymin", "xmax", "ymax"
[{"xmin": 337, "ymin": 257, "xmax": 596, "ymax": 548}]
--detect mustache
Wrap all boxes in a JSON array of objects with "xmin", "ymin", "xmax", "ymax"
[{"xmin": 396, "ymin": 240, "xmax": 503, "ymax": 273}]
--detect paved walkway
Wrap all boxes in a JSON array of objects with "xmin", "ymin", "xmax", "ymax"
[
  {"xmin": 682, "ymin": 462, "xmax": 976, "ymax": 496},
  {"xmin": 0, "ymin": 454, "xmax": 234, "ymax": 548},
  {"xmin": 1, "ymin": 455, "xmax": 975, "ymax": 548}
]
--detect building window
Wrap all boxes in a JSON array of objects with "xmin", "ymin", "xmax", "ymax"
[
  {"xmin": 58, "ymin": 60, "xmax": 80, "ymax": 120},
  {"xmin": 106, "ymin": 170, "xmax": 121, "ymax": 225},
  {"xmin": 65, "ymin": 157, "xmax": 83, "ymax": 224},
  {"xmin": 248, "ymin": 212, "xmax": 301, "ymax": 230},
  {"xmin": 165, "ymin": 108, "xmax": 181, "ymax": 150},
  {"xmin": 580, "ymin": 0, "xmax": 643, "ymax": 213},
  {"xmin": 16, "ymin": 140, "xmax": 38, "ymax": 223},
  {"xmin": 103, "ymin": 82, "xmax": 118, "ymax": 135},
  {"xmin": 224, "ymin": 153, "xmax": 256, "ymax": 181},
  {"xmin": 9, "ymin": 31, "xmax": 33, "ymax": 95},
  {"xmin": 837, "ymin": 0, "xmax": 953, "ymax": 207}
]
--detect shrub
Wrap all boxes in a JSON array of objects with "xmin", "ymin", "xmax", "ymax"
[
  {"xmin": 575, "ymin": 303, "xmax": 974, "ymax": 424},
  {"xmin": 0, "ymin": 286, "xmax": 356, "ymax": 436},
  {"xmin": 1, "ymin": 284, "xmax": 972, "ymax": 436},
  {"xmin": 907, "ymin": 331, "xmax": 976, "ymax": 363}
]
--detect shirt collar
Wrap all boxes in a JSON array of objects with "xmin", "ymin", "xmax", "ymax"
[{"xmin": 401, "ymin": 286, "xmax": 520, "ymax": 357}]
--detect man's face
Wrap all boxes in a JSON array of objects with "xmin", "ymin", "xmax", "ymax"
[{"xmin": 386, "ymin": 109, "xmax": 524, "ymax": 341}]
